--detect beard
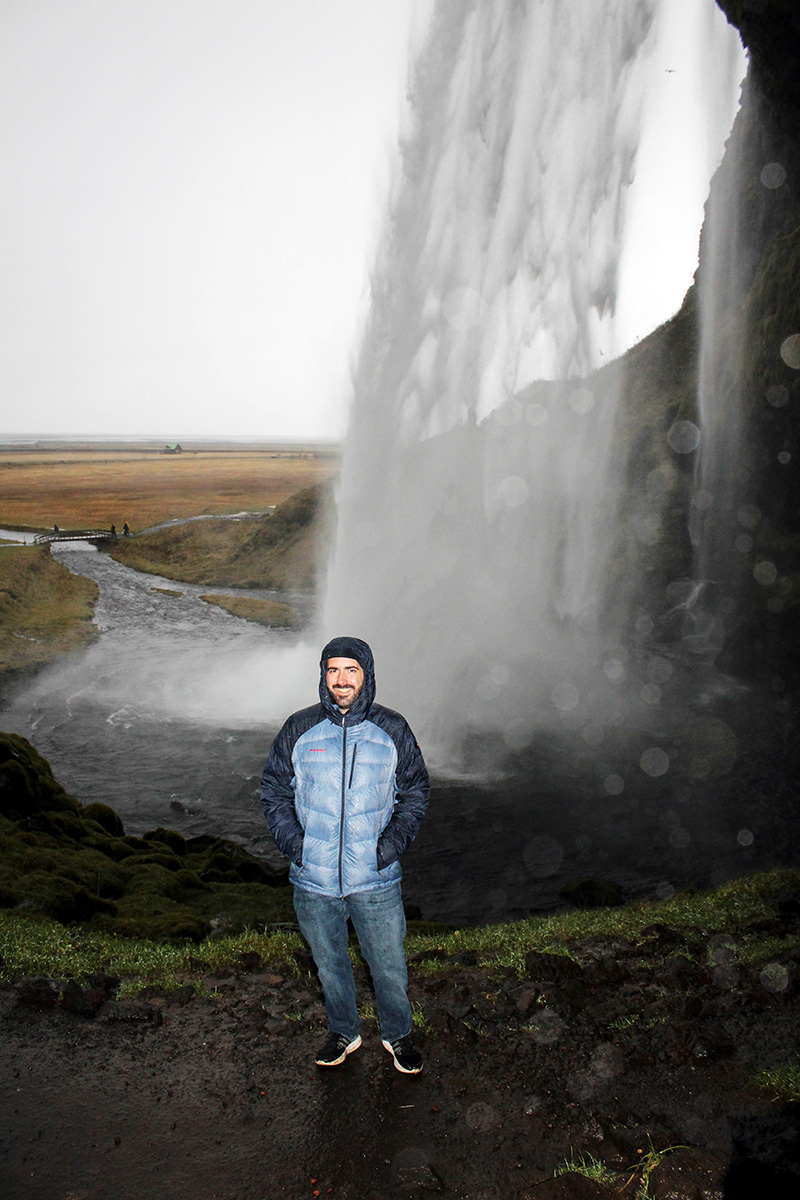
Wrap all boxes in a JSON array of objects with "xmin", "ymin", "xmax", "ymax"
[{"xmin": 328, "ymin": 681, "xmax": 363, "ymax": 711}]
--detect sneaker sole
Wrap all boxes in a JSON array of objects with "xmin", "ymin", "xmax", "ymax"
[
  {"xmin": 381, "ymin": 1038, "xmax": 423, "ymax": 1074},
  {"xmin": 315, "ymin": 1034, "xmax": 362, "ymax": 1067}
]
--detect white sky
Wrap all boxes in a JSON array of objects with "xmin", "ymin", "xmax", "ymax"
[
  {"xmin": 0, "ymin": 0, "xmax": 426, "ymax": 440},
  {"xmin": 0, "ymin": 0, "xmax": 743, "ymax": 442}
]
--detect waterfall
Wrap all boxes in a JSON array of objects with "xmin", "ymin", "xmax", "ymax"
[{"xmin": 324, "ymin": 0, "xmax": 745, "ymax": 768}]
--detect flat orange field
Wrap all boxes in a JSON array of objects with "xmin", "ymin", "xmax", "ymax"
[{"xmin": 0, "ymin": 446, "xmax": 339, "ymax": 531}]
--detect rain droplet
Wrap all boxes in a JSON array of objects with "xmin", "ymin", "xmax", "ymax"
[
  {"xmin": 692, "ymin": 489, "xmax": 714, "ymax": 512},
  {"xmin": 603, "ymin": 774, "xmax": 624, "ymax": 795},
  {"xmin": 504, "ymin": 721, "xmax": 534, "ymax": 751},
  {"xmin": 778, "ymin": 451, "xmax": 791, "ymax": 464},
  {"xmin": 735, "ymin": 534, "xmax": 754, "ymax": 554},
  {"xmin": 635, "ymin": 615, "xmax": 654, "ymax": 636},
  {"xmin": 497, "ymin": 475, "xmax": 529, "ymax": 507},
  {"xmin": 489, "ymin": 664, "xmax": 510, "ymax": 688},
  {"xmin": 522, "ymin": 835, "xmax": 563, "ymax": 878},
  {"xmin": 667, "ymin": 421, "xmax": 701, "ymax": 454},
  {"xmin": 655, "ymin": 881, "xmax": 675, "ymax": 901},
  {"xmin": 753, "ymin": 560, "xmax": 778, "ymax": 586},
  {"xmin": 582, "ymin": 723, "xmax": 604, "ymax": 746},
  {"xmin": 641, "ymin": 684, "xmax": 661, "ymax": 706},
  {"xmin": 780, "ymin": 334, "xmax": 800, "ymax": 369},
  {"xmin": 737, "ymin": 828, "xmax": 754, "ymax": 847},
  {"xmin": 647, "ymin": 656, "xmax": 673, "ymax": 683},
  {"xmin": 551, "ymin": 682, "xmax": 579, "ymax": 712},
  {"xmin": 640, "ymin": 747, "xmax": 670, "ymax": 777},
  {"xmin": 602, "ymin": 658, "xmax": 625, "ymax": 681},
  {"xmin": 737, "ymin": 503, "xmax": 761, "ymax": 530},
  {"xmin": 760, "ymin": 162, "xmax": 787, "ymax": 189},
  {"xmin": 767, "ymin": 384, "xmax": 789, "ymax": 407},
  {"xmin": 568, "ymin": 388, "xmax": 594, "ymax": 415},
  {"xmin": 666, "ymin": 578, "xmax": 698, "ymax": 607},
  {"xmin": 527, "ymin": 1010, "xmax": 565, "ymax": 1045}
]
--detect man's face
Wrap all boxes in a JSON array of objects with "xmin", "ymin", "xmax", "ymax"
[{"xmin": 326, "ymin": 657, "xmax": 365, "ymax": 712}]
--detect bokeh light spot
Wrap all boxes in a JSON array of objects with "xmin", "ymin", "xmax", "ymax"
[
  {"xmin": 667, "ymin": 420, "xmax": 700, "ymax": 454},
  {"xmin": 640, "ymin": 747, "xmax": 670, "ymax": 777},
  {"xmin": 780, "ymin": 333, "xmax": 800, "ymax": 369}
]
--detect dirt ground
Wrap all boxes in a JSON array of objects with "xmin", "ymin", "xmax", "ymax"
[{"xmin": 3, "ymin": 928, "xmax": 799, "ymax": 1200}]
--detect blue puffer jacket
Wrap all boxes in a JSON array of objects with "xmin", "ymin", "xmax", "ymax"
[{"xmin": 260, "ymin": 638, "xmax": 429, "ymax": 897}]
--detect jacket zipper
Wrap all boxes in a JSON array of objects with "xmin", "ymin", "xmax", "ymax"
[
  {"xmin": 338, "ymin": 718, "xmax": 346, "ymax": 895},
  {"xmin": 348, "ymin": 741, "xmax": 358, "ymax": 788}
]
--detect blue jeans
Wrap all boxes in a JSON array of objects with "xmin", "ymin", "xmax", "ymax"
[{"xmin": 293, "ymin": 881, "xmax": 411, "ymax": 1043}]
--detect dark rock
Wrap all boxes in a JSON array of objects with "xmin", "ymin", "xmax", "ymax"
[
  {"xmin": 525, "ymin": 952, "xmax": 584, "ymax": 982},
  {"xmin": 165, "ymin": 984, "xmax": 196, "ymax": 1007},
  {"xmin": 61, "ymin": 980, "xmax": 98, "ymax": 1017},
  {"xmin": 560, "ymin": 878, "xmax": 625, "ymax": 909},
  {"xmin": 15, "ymin": 976, "xmax": 60, "ymax": 1009},
  {"xmin": 238, "ymin": 951, "xmax": 262, "ymax": 972},
  {"xmin": 100, "ymin": 1000, "xmax": 163, "ymax": 1026}
]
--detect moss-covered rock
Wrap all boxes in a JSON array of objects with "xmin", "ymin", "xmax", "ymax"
[{"xmin": 0, "ymin": 730, "xmax": 292, "ymax": 941}]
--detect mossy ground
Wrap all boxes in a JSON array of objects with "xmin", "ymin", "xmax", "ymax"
[{"xmin": 0, "ymin": 545, "xmax": 99, "ymax": 673}]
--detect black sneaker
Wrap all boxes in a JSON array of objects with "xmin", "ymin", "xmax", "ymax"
[
  {"xmin": 315, "ymin": 1032, "xmax": 362, "ymax": 1067},
  {"xmin": 381, "ymin": 1034, "xmax": 423, "ymax": 1074}
]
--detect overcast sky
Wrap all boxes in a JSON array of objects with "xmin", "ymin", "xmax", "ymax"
[
  {"xmin": 1, "ymin": 0, "xmax": 743, "ymax": 443},
  {"xmin": 1, "ymin": 0, "xmax": 426, "ymax": 441}
]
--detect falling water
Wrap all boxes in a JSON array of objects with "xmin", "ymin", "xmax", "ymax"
[{"xmin": 324, "ymin": 0, "xmax": 744, "ymax": 767}]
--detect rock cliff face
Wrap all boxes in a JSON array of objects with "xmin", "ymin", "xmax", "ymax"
[{"xmin": 609, "ymin": 0, "xmax": 800, "ymax": 684}]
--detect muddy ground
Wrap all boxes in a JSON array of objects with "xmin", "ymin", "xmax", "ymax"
[{"xmin": 2, "ymin": 921, "xmax": 800, "ymax": 1200}]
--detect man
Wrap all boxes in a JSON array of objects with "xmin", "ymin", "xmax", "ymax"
[{"xmin": 260, "ymin": 636, "xmax": 429, "ymax": 1073}]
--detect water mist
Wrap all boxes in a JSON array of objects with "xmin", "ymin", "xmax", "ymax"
[{"xmin": 324, "ymin": 0, "xmax": 744, "ymax": 769}]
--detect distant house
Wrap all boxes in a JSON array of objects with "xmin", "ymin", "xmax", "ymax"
[{"xmin": 162, "ymin": 443, "xmax": 183, "ymax": 455}]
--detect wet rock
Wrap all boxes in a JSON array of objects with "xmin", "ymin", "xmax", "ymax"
[{"xmin": 15, "ymin": 976, "xmax": 60, "ymax": 1009}]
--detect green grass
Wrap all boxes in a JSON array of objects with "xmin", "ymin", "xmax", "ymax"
[
  {"xmin": 200, "ymin": 593, "xmax": 302, "ymax": 629},
  {"xmin": 2, "ymin": 867, "xmax": 797, "ymax": 999},
  {"xmin": 403, "ymin": 867, "xmax": 800, "ymax": 975},
  {"xmin": 0, "ymin": 909, "xmax": 303, "ymax": 992},
  {"xmin": 754, "ymin": 1060, "xmax": 800, "ymax": 1104}
]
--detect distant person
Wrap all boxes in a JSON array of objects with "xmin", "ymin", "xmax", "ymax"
[
  {"xmin": 122, "ymin": 522, "xmax": 130, "ymax": 537},
  {"xmin": 260, "ymin": 636, "xmax": 429, "ymax": 1073},
  {"xmin": 53, "ymin": 524, "xmax": 59, "ymax": 535},
  {"xmin": 110, "ymin": 524, "xmax": 117, "ymax": 539}
]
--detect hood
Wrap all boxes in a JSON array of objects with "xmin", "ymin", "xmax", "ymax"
[{"xmin": 319, "ymin": 635, "xmax": 376, "ymax": 725}]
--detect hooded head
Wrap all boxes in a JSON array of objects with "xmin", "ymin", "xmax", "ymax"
[{"xmin": 319, "ymin": 635, "xmax": 376, "ymax": 723}]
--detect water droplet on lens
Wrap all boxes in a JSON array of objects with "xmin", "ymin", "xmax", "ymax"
[
  {"xmin": 582, "ymin": 722, "xmax": 604, "ymax": 746},
  {"xmin": 568, "ymin": 388, "xmax": 594, "ymax": 415},
  {"xmin": 778, "ymin": 451, "xmax": 791, "ymax": 464},
  {"xmin": 647, "ymin": 656, "xmax": 673, "ymax": 683},
  {"xmin": 780, "ymin": 333, "xmax": 800, "ymax": 369},
  {"xmin": 692, "ymin": 489, "xmax": 714, "ymax": 512},
  {"xmin": 735, "ymin": 534, "xmax": 753, "ymax": 554},
  {"xmin": 760, "ymin": 963, "xmax": 789, "ymax": 993},
  {"xmin": 737, "ymin": 503, "xmax": 761, "ymax": 530},
  {"xmin": 603, "ymin": 774, "xmax": 624, "ymax": 795},
  {"xmin": 602, "ymin": 658, "xmax": 625, "ymax": 681},
  {"xmin": 767, "ymin": 385, "xmax": 789, "ymax": 407},
  {"xmin": 760, "ymin": 162, "xmax": 786, "ymax": 189},
  {"xmin": 655, "ymin": 881, "xmax": 675, "ymax": 901},
  {"xmin": 667, "ymin": 421, "xmax": 700, "ymax": 454},
  {"xmin": 640, "ymin": 747, "xmax": 670, "ymax": 777},
  {"xmin": 465, "ymin": 1101, "xmax": 501, "ymax": 1131},
  {"xmin": 551, "ymin": 682, "xmax": 579, "ymax": 711},
  {"xmin": 669, "ymin": 828, "xmax": 691, "ymax": 849},
  {"xmin": 737, "ymin": 828, "xmax": 754, "ymax": 847},
  {"xmin": 522, "ymin": 835, "xmax": 563, "ymax": 878},
  {"xmin": 641, "ymin": 684, "xmax": 661, "ymax": 705},
  {"xmin": 753, "ymin": 560, "xmax": 778, "ymax": 586},
  {"xmin": 497, "ymin": 475, "xmax": 529, "ymax": 507}
]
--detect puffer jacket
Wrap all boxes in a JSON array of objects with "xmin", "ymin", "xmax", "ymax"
[{"xmin": 260, "ymin": 639, "xmax": 429, "ymax": 897}]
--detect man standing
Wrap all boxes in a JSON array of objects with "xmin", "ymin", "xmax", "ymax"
[{"xmin": 260, "ymin": 636, "xmax": 429, "ymax": 1073}]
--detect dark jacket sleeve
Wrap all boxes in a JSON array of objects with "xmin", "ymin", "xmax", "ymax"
[
  {"xmin": 376, "ymin": 717, "xmax": 430, "ymax": 870},
  {"xmin": 260, "ymin": 718, "xmax": 305, "ymax": 867}
]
